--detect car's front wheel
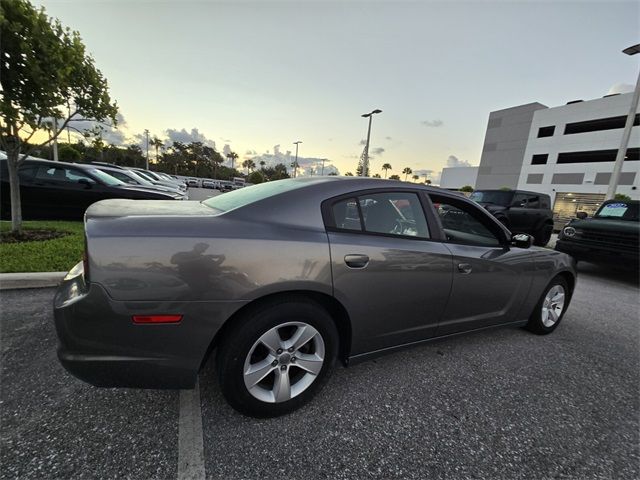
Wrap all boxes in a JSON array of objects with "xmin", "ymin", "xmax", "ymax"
[
  {"xmin": 216, "ymin": 299, "xmax": 338, "ymax": 417},
  {"xmin": 525, "ymin": 277, "xmax": 569, "ymax": 334}
]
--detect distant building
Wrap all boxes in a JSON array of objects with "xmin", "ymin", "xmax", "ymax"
[
  {"xmin": 439, "ymin": 166, "xmax": 478, "ymax": 189},
  {"xmin": 478, "ymin": 92, "xmax": 639, "ymax": 227}
]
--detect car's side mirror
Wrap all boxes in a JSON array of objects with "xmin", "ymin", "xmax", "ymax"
[
  {"xmin": 512, "ymin": 233, "xmax": 533, "ymax": 249},
  {"xmin": 78, "ymin": 178, "xmax": 93, "ymax": 189},
  {"xmin": 576, "ymin": 211, "xmax": 587, "ymax": 219}
]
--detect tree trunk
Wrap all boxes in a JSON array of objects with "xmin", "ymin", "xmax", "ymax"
[{"xmin": 6, "ymin": 144, "xmax": 23, "ymax": 234}]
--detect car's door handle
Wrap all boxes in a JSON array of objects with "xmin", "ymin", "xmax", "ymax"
[
  {"xmin": 457, "ymin": 263, "xmax": 472, "ymax": 274},
  {"xmin": 344, "ymin": 254, "xmax": 369, "ymax": 269}
]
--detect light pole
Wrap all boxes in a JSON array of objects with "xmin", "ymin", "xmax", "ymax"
[
  {"xmin": 320, "ymin": 158, "xmax": 327, "ymax": 176},
  {"xmin": 144, "ymin": 129, "xmax": 150, "ymax": 170},
  {"xmin": 606, "ymin": 43, "xmax": 640, "ymax": 200},
  {"xmin": 293, "ymin": 141, "xmax": 302, "ymax": 178},
  {"xmin": 42, "ymin": 118, "xmax": 59, "ymax": 161},
  {"xmin": 360, "ymin": 109, "xmax": 382, "ymax": 177}
]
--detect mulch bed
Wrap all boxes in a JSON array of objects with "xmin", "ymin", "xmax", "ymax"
[{"xmin": 1, "ymin": 229, "xmax": 69, "ymax": 243}]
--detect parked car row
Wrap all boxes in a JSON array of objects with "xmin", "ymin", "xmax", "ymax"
[{"xmin": 0, "ymin": 157, "xmax": 188, "ymax": 221}]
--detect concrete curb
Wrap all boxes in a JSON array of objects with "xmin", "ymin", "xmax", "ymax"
[{"xmin": 0, "ymin": 272, "xmax": 66, "ymax": 290}]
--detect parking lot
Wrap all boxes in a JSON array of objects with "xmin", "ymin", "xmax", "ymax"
[{"xmin": 1, "ymin": 264, "xmax": 638, "ymax": 479}]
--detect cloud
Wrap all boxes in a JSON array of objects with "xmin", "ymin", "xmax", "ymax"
[
  {"xmin": 67, "ymin": 112, "xmax": 127, "ymax": 145},
  {"xmin": 607, "ymin": 83, "xmax": 634, "ymax": 95},
  {"xmin": 165, "ymin": 128, "xmax": 216, "ymax": 148},
  {"xmin": 421, "ymin": 119, "xmax": 443, "ymax": 128},
  {"xmin": 273, "ymin": 144, "xmax": 281, "ymax": 155},
  {"xmin": 359, "ymin": 139, "xmax": 367, "ymax": 146},
  {"xmin": 446, "ymin": 155, "xmax": 473, "ymax": 168},
  {"xmin": 222, "ymin": 144, "xmax": 232, "ymax": 156},
  {"xmin": 371, "ymin": 147, "xmax": 385, "ymax": 156},
  {"xmin": 385, "ymin": 136, "xmax": 393, "ymax": 141}
]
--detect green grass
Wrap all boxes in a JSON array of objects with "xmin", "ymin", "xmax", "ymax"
[{"xmin": 0, "ymin": 221, "xmax": 84, "ymax": 273}]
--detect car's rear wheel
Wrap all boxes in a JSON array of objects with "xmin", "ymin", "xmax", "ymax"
[
  {"xmin": 216, "ymin": 299, "xmax": 338, "ymax": 417},
  {"xmin": 533, "ymin": 223, "xmax": 553, "ymax": 246},
  {"xmin": 525, "ymin": 277, "xmax": 569, "ymax": 334}
]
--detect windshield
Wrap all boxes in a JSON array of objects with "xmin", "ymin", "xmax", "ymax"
[
  {"xmin": 469, "ymin": 190, "xmax": 513, "ymax": 206},
  {"xmin": 88, "ymin": 168, "xmax": 125, "ymax": 186},
  {"xmin": 594, "ymin": 201, "xmax": 639, "ymax": 221},
  {"xmin": 202, "ymin": 179, "xmax": 326, "ymax": 213}
]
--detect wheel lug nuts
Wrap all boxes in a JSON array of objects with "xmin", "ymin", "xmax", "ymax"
[
  {"xmin": 277, "ymin": 348, "xmax": 283, "ymax": 354},
  {"xmin": 272, "ymin": 360, "xmax": 278, "ymax": 367},
  {"xmin": 291, "ymin": 357, "xmax": 296, "ymax": 363},
  {"xmin": 287, "ymin": 347, "xmax": 294, "ymax": 353},
  {"xmin": 280, "ymin": 365, "xmax": 287, "ymax": 371}
]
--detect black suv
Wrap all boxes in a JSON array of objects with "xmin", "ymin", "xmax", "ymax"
[
  {"xmin": 1, "ymin": 158, "xmax": 179, "ymax": 221},
  {"xmin": 555, "ymin": 200, "xmax": 639, "ymax": 268},
  {"xmin": 469, "ymin": 189, "xmax": 554, "ymax": 246}
]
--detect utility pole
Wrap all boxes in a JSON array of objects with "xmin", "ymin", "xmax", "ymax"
[
  {"xmin": 293, "ymin": 141, "xmax": 302, "ymax": 178},
  {"xmin": 144, "ymin": 129, "xmax": 150, "ymax": 170},
  {"xmin": 321, "ymin": 158, "xmax": 326, "ymax": 176},
  {"xmin": 606, "ymin": 43, "xmax": 640, "ymax": 200}
]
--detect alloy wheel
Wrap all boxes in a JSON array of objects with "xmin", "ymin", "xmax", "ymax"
[
  {"xmin": 541, "ymin": 285, "xmax": 565, "ymax": 327},
  {"xmin": 243, "ymin": 322, "xmax": 325, "ymax": 403}
]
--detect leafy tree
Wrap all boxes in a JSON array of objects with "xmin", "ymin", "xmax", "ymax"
[
  {"xmin": 247, "ymin": 171, "xmax": 264, "ymax": 184},
  {"xmin": 1, "ymin": 0, "xmax": 118, "ymax": 233},
  {"xmin": 259, "ymin": 160, "xmax": 266, "ymax": 171},
  {"xmin": 344, "ymin": 172, "xmax": 354, "ymax": 176},
  {"xmin": 389, "ymin": 174, "xmax": 401, "ymax": 180},
  {"xmin": 381, "ymin": 163, "xmax": 392, "ymax": 178},
  {"xmin": 327, "ymin": 171, "xmax": 338, "ymax": 176},
  {"xmin": 372, "ymin": 173, "xmax": 381, "ymax": 178},
  {"xmin": 412, "ymin": 174, "xmax": 419, "ymax": 182},
  {"xmin": 261, "ymin": 163, "xmax": 290, "ymax": 181},
  {"xmin": 614, "ymin": 193, "xmax": 632, "ymax": 201},
  {"xmin": 425, "ymin": 179, "xmax": 432, "ymax": 185},
  {"xmin": 58, "ymin": 144, "xmax": 81, "ymax": 162},
  {"xmin": 402, "ymin": 167, "xmax": 412, "ymax": 181},
  {"xmin": 460, "ymin": 185, "xmax": 474, "ymax": 193}
]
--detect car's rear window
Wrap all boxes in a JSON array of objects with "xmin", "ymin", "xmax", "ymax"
[{"xmin": 202, "ymin": 178, "xmax": 326, "ymax": 213}]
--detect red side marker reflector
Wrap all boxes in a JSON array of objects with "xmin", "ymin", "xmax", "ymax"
[{"xmin": 133, "ymin": 315, "xmax": 183, "ymax": 324}]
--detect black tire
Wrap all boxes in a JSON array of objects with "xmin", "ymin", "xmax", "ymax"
[
  {"xmin": 525, "ymin": 276, "xmax": 570, "ymax": 335},
  {"xmin": 216, "ymin": 298, "xmax": 338, "ymax": 418},
  {"xmin": 533, "ymin": 223, "xmax": 553, "ymax": 247}
]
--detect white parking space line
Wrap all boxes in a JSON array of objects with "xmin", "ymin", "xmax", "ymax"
[{"xmin": 178, "ymin": 379, "xmax": 206, "ymax": 480}]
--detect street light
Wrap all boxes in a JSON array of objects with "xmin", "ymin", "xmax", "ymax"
[
  {"xmin": 606, "ymin": 43, "xmax": 640, "ymax": 200},
  {"xmin": 144, "ymin": 129, "xmax": 150, "ymax": 170},
  {"xmin": 41, "ymin": 118, "xmax": 59, "ymax": 161},
  {"xmin": 360, "ymin": 109, "xmax": 382, "ymax": 177},
  {"xmin": 320, "ymin": 158, "xmax": 327, "ymax": 176},
  {"xmin": 293, "ymin": 141, "xmax": 302, "ymax": 178}
]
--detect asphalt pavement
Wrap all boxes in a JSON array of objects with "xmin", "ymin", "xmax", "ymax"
[{"xmin": 1, "ymin": 264, "xmax": 638, "ymax": 479}]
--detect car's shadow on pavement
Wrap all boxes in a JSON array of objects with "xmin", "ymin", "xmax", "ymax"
[{"xmin": 577, "ymin": 261, "xmax": 639, "ymax": 286}]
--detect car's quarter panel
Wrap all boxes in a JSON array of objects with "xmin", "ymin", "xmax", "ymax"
[
  {"xmin": 85, "ymin": 202, "xmax": 333, "ymax": 302},
  {"xmin": 436, "ymin": 243, "xmax": 535, "ymax": 335},
  {"xmin": 328, "ymin": 231, "xmax": 453, "ymax": 355}
]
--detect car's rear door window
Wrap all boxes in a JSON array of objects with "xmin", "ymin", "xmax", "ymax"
[{"xmin": 330, "ymin": 191, "xmax": 430, "ymax": 239}]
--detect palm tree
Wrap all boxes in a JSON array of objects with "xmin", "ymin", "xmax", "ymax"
[
  {"xmin": 227, "ymin": 151, "xmax": 239, "ymax": 171},
  {"xmin": 412, "ymin": 174, "xmax": 419, "ymax": 182},
  {"xmin": 381, "ymin": 163, "xmax": 392, "ymax": 179},
  {"xmin": 246, "ymin": 159, "xmax": 256, "ymax": 173},
  {"xmin": 402, "ymin": 167, "xmax": 412, "ymax": 181},
  {"xmin": 149, "ymin": 137, "xmax": 164, "ymax": 164}
]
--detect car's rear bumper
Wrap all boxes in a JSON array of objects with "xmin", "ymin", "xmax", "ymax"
[
  {"xmin": 53, "ymin": 262, "xmax": 245, "ymax": 389},
  {"xmin": 555, "ymin": 240, "xmax": 639, "ymax": 266}
]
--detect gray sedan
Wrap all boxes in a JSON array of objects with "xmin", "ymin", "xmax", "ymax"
[{"xmin": 54, "ymin": 177, "xmax": 575, "ymax": 417}]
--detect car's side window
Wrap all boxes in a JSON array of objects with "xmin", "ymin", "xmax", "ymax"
[
  {"xmin": 511, "ymin": 193, "xmax": 528, "ymax": 207},
  {"xmin": 525, "ymin": 194, "xmax": 539, "ymax": 209},
  {"xmin": 330, "ymin": 192, "xmax": 429, "ymax": 239},
  {"xmin": 18, "ymin": 165, "xmax": 39, "ymax": 182},
  {"xmin": 358, "ymin": 192, "xmax": 429, "ymax": 238},
  {"xmin": 331, "ymin": 197, "xmax": 362, "ymax": 231},
  {"xmin": 430, "ymin": 195, "xmax": 502, "ymax": 247},
  {"xmin": 34, "ymin": 166, "xmax": 96, "ymax": 185}
]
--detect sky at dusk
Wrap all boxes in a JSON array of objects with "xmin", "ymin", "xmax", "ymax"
[{"xmin": 37, "ymin": 0, "xmax": 640, "ymax": 180}]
